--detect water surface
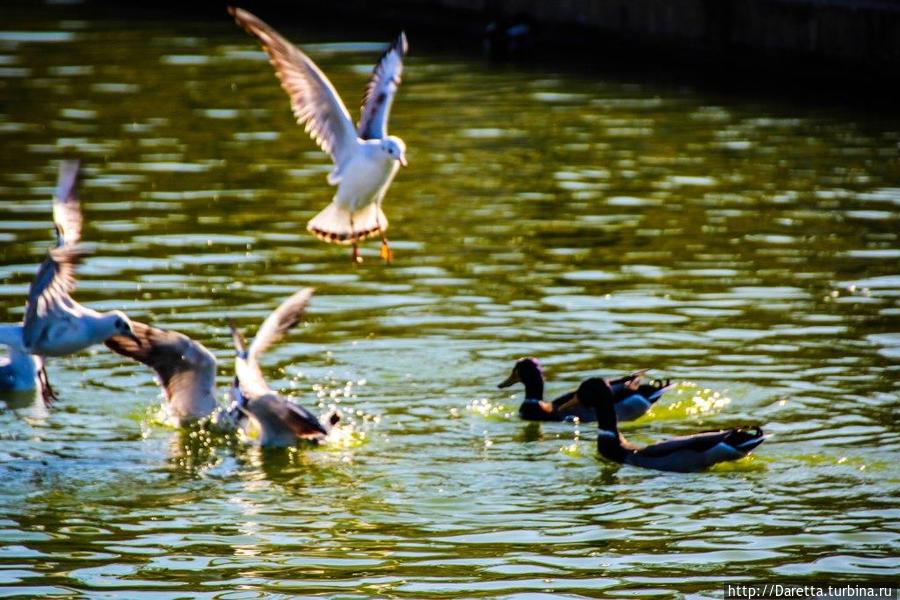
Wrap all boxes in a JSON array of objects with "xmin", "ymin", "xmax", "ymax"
[{"xmin": 1, "ymin": 3, "xmax": 898, "ymax": 598}]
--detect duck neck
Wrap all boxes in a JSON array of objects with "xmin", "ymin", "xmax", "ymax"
[
  {"xmin": 523, "ymin": 377, "xmax": 543, "ymax": 401},
  {"xmin": 595, "ymin": 400, "xmax": 631, "ymax": 463},
  {"xmin": 596, "ymin": 427, "xmax": 629, "ymax": 463}
]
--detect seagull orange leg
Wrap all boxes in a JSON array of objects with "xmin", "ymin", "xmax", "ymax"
[{"xmin": 376, "ymin": 210, "xmax": 393, "ymax": 263}]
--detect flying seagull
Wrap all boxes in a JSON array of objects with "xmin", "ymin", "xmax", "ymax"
[
  {"xmin": 228, "ymin": 288, "xmax": 339, "ymax": 447},
  {"xmin": 20, "ymin": 163, "xmax": 138, "ymax": 360},
  {"xmin": 229, "ymin": 7, "xmax": 409, "ymax": 264},
  {"xmin": 1, "ymin": 161, "xmax": 137, "ymax": 404}
]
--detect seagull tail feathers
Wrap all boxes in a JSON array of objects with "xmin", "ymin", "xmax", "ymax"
[{"xmin": 307, "ymin": 201, "xmax": 388, "ymax": 245}]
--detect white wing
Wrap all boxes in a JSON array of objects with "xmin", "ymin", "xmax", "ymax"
[
  {"xmin": 228, "ymin": 287, "xmax": 314, "ymax": 398},
  {"xmin": 250, "ymin": 287, "xmax": 314, "ymax": 361},
  {"xmin": 22, "ymin": 245, "xmax": 87, "ymax": 349},
  {"xmin": 230, "ymin": 7, "xmax": 358, "ymax": 167},
  {"xmin": 53, "ymin": 159, "xmax": 82, "ymax": 247},
  {"xmin": 358, "ymin": 32, "xmax": 407, "ymax": 140}
]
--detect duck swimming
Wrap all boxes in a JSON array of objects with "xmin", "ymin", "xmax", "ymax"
[
  {"xmin": 575, "ymin": 377, "xmax": 767, "ymax": 472},
  {"xmin": 498, "ymin": 357, "xmax": 672, "ymax": 423}
]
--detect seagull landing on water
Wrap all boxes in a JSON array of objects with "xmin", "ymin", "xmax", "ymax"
[
  {"xmin": 1, "ymin": 160, "xmax": 138, "ymax": 404},
  {"xmin": 228, "ymin": 288, "xmax": 339, "ymax": 447},
  {"xmin": 229, "ymin": 7, "xmax": 409, "ymax": 264},
  {"xmin": 105, "ymin": 288, "xmax": 338, "ymax": 442},
  {"xmin": 19, "ymin": 162, "xmax": 139, "ymax": 360}
]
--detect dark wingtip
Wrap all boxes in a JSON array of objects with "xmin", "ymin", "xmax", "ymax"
[
  {"xmin": 56, "ymin": 159, "xmax": 80, "ymax": 197},
  {"xmin": 228, "ymin": 318, "xmax": 249, "ymax": 358}
]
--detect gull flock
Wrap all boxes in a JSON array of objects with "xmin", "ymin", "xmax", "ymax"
[{"xmin": 0, "ymin": 9, "xmax": 767, "ymax": 472}]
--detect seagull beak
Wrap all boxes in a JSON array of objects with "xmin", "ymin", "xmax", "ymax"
[
  {"xmin": 498, "ymin": 371, "xmax": 520, "ymax": 389},
  {"xmin": 399, "ymin": 155, "xmax": 408, "ymax": 167}
]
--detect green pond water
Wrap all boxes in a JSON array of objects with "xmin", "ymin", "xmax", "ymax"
[{"xmin": 1, "ymin": 3, "xmax": 899, "ymax": 598}]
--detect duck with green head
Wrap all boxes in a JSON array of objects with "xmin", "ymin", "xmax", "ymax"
[
  {"xmin": 575, "ymin": 377, "xmax": 767, "ymax": 472},
  {"xmin": 498, "ymin": 357, "xmax": 672, "ymax": 423}
]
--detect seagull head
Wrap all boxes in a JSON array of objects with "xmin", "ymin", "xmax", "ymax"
[
  {"xmin": 104, "ymin": 310, "xmax": 140, "ymax": 344},
  {"xmin": 381, "ymin": 136, "xmax": 407, "ymax": 167}
]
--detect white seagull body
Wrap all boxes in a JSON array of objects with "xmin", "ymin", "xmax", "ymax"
[
  {"xmin": 228, "ymin": 288, "xmax": 339, "ymax": 447},
  {"xmin": 230, "ymin": 7, "xmax": 409, "ymax": 263},
  {"xmin": 0, "ymin": 327, "xmax": 44, "ymax": 396}
]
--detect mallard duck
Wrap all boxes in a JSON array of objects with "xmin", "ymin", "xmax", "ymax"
[
  {"xmin": 230, "ymin": 8, "xmax": 408, "ymax": 264},
  {"xmin": 575, "ymin": 377, "xmax": 767, "ymax": 472},
  {"xmin": 228, "ymin": 288, "xmax": 339, "ymax": 447},
  {"xmin": 498, "ymin": 357, "xmax": 672, "ymax": 422}
]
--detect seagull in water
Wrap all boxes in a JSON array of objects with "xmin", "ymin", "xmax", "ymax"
[
  {"xmin": 230, "ymin": 7, "xmax": 409, "ymax": 264},
  {"xmin": 0, "ymin": 160, "xmax": 136, "ymax": 403},
  {"xmin": 228, "ymin": 288, "xmax": 339, "ymax": 447},
  {"xmin": 105, "ymin": 288, "xmax": 338, "ymax": 444},
  {"xmin": 105, "ymin": 320, "xmax": 220, "ymax": 426}
]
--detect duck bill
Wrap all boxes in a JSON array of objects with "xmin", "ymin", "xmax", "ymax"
[{"xmin": 497, "ymin": 372, "xmax": 520, "ymax": 389}]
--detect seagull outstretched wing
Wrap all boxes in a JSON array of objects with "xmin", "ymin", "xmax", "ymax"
[
  {"xmin": 229, "ymin": 287, "xmax": 314, "ymax": 398},
  {"xmin": 358, "ymin": 32, "xmax": 407, "ymax": 140},
  {"xmin": 22, "ymin": 245, "xmax": 87, "ymax": 349},
  {"xmin": 229, "ymin": 7, "xmax": 358, "ymax": 168},
  {"xmin": 53, "ymin": 159, "xmax": 82, "ymax": 247},
  {"xmin": 105, "ymin": 321, "xmax": 218, "ymax": 412}
]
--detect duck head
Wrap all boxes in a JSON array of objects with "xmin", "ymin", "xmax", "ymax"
[
  {"xmin": 498, "ymin": 357, "xmax": 544, "ymax": 400},
  {"xmin": 574, "ymin": 377, "xmax": 618, "ymax": 433}
]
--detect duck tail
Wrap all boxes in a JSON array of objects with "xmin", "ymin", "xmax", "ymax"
[
  {"xmin": 726, "ymin": 425, "xmax": 767, "ymax": 454},
  {"xmin": 640, "ymin": 378, "xmax": 674, "ymax": 404},
  {"xmin": 307, "ymin": 201, "xmax": 387, "ymax": 245}
]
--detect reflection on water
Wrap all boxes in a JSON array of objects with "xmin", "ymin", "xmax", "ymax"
[{"xmin": 1, "ymin": 2, "xmax": 898, "ymax": 597}]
